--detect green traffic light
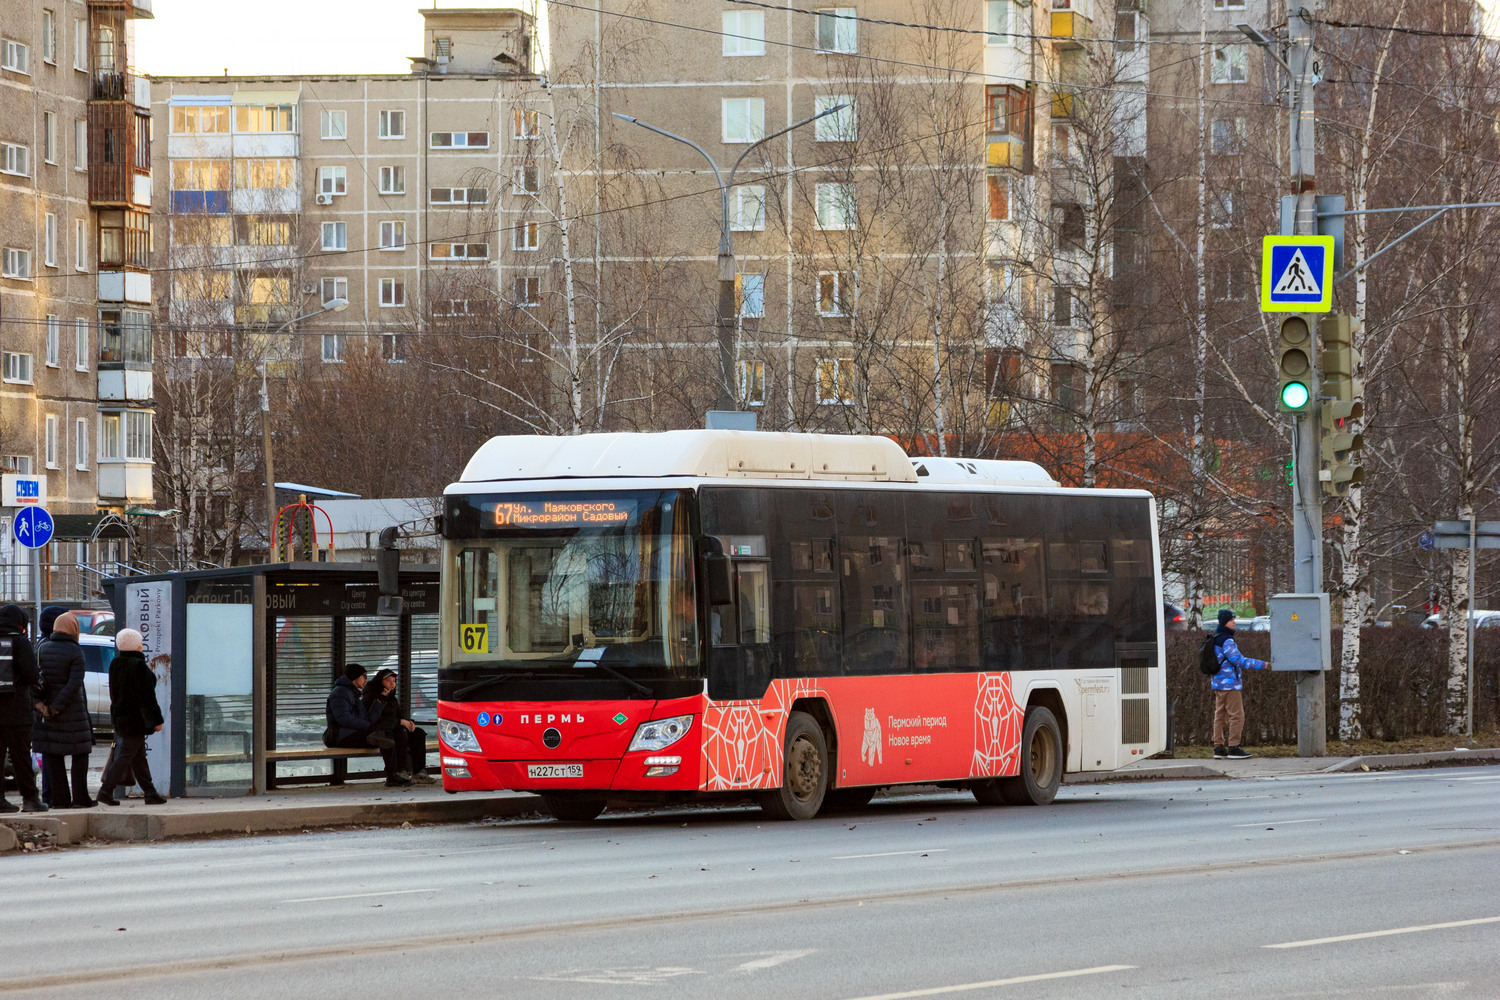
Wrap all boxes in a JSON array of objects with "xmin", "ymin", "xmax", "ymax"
[{"xmin": 1281, "ymin": 381, "xmax": 1310, "ymax": 410}]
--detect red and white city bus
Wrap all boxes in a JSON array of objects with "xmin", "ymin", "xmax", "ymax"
[{"xmin": 435, "ymin": 431, "xmax": 1165, "ymax": 820}]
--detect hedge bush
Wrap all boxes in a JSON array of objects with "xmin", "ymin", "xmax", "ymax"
[{"xmin": 1166, "ymin": 628, "xmax": 1500, "ymax": 746}]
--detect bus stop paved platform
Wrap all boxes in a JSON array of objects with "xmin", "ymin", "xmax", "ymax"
[{"xmin": 6, "ymin": 748, "xmax": 1496, "ymax": 847}]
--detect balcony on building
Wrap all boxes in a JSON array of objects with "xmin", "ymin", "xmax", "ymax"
[
  {"xmin": 97, "ymin": 406, "xmax": 154, "ymax": 505},
  {"xmin": 97, "ymin": 208, "xmax": 152, "ymax": 307},
  {"xmin": 1050, "ymin": 1, "xmax": 1091, "ymax": 50},
  {"xmin": 98, "ymin": 305, "xmax": 154, "ymax": 405},
  {"xmin": 87, "ymin": 8, "xmax": 152, "ymax": 209},
  {"xmin": 87, "ymin": 0, "xmax": 154, "ymax": 19}
]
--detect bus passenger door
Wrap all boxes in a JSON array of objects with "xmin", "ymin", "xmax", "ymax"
[{"xmin": 707, "ymin": 560, "xmax": 773, "ymax": 702}]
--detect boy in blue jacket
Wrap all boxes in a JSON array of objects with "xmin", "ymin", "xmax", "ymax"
[{"xmin": 1211, "ymin": 609, "xmax": 1268, "ymax": 759}]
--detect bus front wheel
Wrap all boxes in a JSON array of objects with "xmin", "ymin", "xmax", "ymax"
[
  {"xmin": 543, "ymin": 795, "xmax": 606, "ymax": 822},
  {"xmin": 758, "ymin": 711, "xmax": 828, "ymax": 820},
  {"xmin": 997, "ymin": 706, "xmax": 1063, "ymax": 806}
]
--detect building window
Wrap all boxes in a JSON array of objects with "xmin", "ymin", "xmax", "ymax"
[
  {"xmin": 379, "ymin": 221, "xmax": 406, "ymax": 250},
  {"xmin": 1, "ymin": 142, "xmax": 30, "ymax": 177},
  {"xmin": 512, "ymin": 165, "xmax": 539, "ymax": 195},
  {"xmin": 430, "ymin": 187, "xmax": 488, "ymax": 206},
  {"xmin": 3, "ymin": 352, "xmax": 33, "ymax": 383},
  {"xmin": 722, "ymin": 98, "xmax": 765, "ymax": 143},
  {"xmin": 1210, "ymin": 261, "xmax": 1246, "ymax": 301},
  {"xmin": 43, "ymin": 112, "xmax": 56, "ymax": 164},
  {"xmin": 320, "ymin": 110, "xmax": 347, "ymax": 140},
  {"xmin": 73, "ymin": 119, "xmax": 85, "ymax": 169},
  {"xmin": 731, "ymin": 185, "xmax": 766, "ymax": 231},
  {"xmin": 431, "ymin": 242, "xmax": 489, "ymax": 260},
  {"xmin": 170, "ymin": 105, "xmax": 229, "ymax": 134},
  {"xmin": 321, "ymin": 277, "xmax": 347, "ymax": 305},
  {"xmin": 434, "ymin": 36, "xmax": 452, "ymax": 59},
  {"xmin": 75, "ymin": 319, "xmax": 87, "ymax": 370},
  {"xmin": 98, "ymin": 309, "xmax": 151, "ymax": 364},
  {"xmin": 737, "ymin": 273, "xmax": 765, "ymax": 318},
  {"xmin": 815, "ymin": 182, "xmax": 856, "ymax": 229},
  {"xmin": 170, "ymin": 159, "xmax": 230, "ymax": 191},
  {"xmin": 817, "ymin": 358, "xmax": 854, "ymax": 404},
  {"xmin": 321, "ymin": 222, "xmax": 346, "ymax": 251},
  {"xmin": 72, "ymin": 18, "xmax": 86, "ymax": 71},
  {"xmin": 321, "ymin": 334, "xmax": 344, "ymax": 363},
  {"xmin": 512, "ymin": 109, "xmax": 540, "ymax": 139},
  {"xmin": 45, "ymin": 316, "xmax": 60, "ymax": 366},
  {"xmin": 817, "ymin": 271, "xmax": 852, "ymax": 316},
  {"xmin": 1212, "ymin": 45, "xmax": 1248, "ymax": 84},
  {"xmin": 241, "ymin": 215, "xmax": 291, "ymax": 246},
  {"xmin": 1, "ymin": 249, "xmax": 31, "ymax": 280},
  {"xmin": 814, "ymin": 96, "xmax": 856, "ymax": 141},
  {"xmin": 99, "ymin": 413, "xmax": 120, "ymax": 460},
  {"xmin": 379, "ymin": 277, "xmax": 405, "ymax": 307},
  {"xmin": 4, "ymin": 456, "xmax": 33, "ymax": 474},
  {"xmin": 514, "ymin": 221, "xmax": 539, "ymax": 251},
  {"xmin": 1, "ymin": 38, "xmax": 31, "ymax": 74},
  {"xmin": 235, "ymin": 105, "xmax": 295, "ymax": 133},
  {"xmin": 1053, "ymin": 286, "xmax": 1077, "ymax": 327},
  {"xmin": 514, "ymin": 275, "xmax": 540, "ymax": 305},
  {"xmin": 233, "ymin": 158, "xmax": 296, "ymax": 189},
  {"xmin": 45, "ymin": 416, "xmax": 59, "ymax": 469},
  {"xmin": 97, "ymin": 210, "xmax": 149, "ymax": 268},
  {"xmin": 1050, "ymin": 363, "xmax": 1078, "ymax": 424},
  {"xmin": 318, "ymin": 165, "xmax": 348, "ymax": 196},
  {"xmin": 379, "ymin": 165, "xmax": 405, "ymax": 194},
  {"xmin": 74, "ymin": 219, "xmax": 85, "ymax": 270},
  {"xmin": 1053, "ymin": 202, "xmax": 1085, "ymax": 248},
  {"xmin": 122, "ymin": 411, "xmax": 151, "ymax": 461},
  {"xmin": 815, "ymin": 8, "xmax": 857, "ymax": 53},
  {"xmin": 987, "ymin": 176, "xmax": 1009, "ymax": 220},
  {"xmin": 1210, "ymin": 116, "xmax": 1246, "ymax": 155},
  {"xmin": 379, "ymin": 109, "xmax": 405, "ymax": 139},
  {"xmin": 42, "ymin": 10, "xmax": 56, "ymax": 63},
  {"xmin": 429, "ymin": 131, "xmax": 490, "ymax": 149},
  {"xmin": 738, "ymin": 359, "xmax": 766, "ymax": 406},
  {"xmin": 1213, "ymin": 0, "xmax": 1247, "ymax": 9},
  {"xmin": 74, "ymin": 418, "xmax": 87, "ymax": 470},
  {"xmin": 722, "ymin": 10, "xmax": 766, "ymax": 56},
  {"xmin": 1210, "ymin": 191, "xmax": 1235, "ymax": 229},
  {"xmin": 44, "ymin": 214, "xmax": 57, "ymax": 266},
  {"xmin": 986, "ymin": 1, "xmax": 1021, "ymax": 47}
]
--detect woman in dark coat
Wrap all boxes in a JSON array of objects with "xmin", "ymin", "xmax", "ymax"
[{"xmin": 32, "ymin": 612, "xmax": 94, "ymax": 808}]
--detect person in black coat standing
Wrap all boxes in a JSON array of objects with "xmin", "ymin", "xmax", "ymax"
[
  {"xmin": 96, "ymin": 628, "xmax": 165, "ymax": 806},
  {"xmin": 32, "ymin": 612, "xmax": 94, "ymax": 808},
  {"xmin": 0, "ymin": 605, "xmax": 46, "ymax": 813},
  {"xmin": 33, "ymin": 605, "xmax": 67, "ymax": 805}
]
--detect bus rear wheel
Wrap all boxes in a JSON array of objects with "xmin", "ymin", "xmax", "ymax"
[
  {"xmin": 758, "ymin": 711, "xmax": 828, "ymax": 820},
  {"xmin": 543, "ymin": 795, "xmax": 606, "ymax": 822},
  {"xmin": 997, "ymin": 706, "xmax": 1063, "ymax": 806}
]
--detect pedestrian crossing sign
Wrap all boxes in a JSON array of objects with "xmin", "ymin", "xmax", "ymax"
[{"xmin": 1261, "ymin": 235, "xmax": 1334, "ymax": 312}]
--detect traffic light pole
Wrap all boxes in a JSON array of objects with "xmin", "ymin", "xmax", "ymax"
[{"xmin": 1288, "ymin": 3, "xmax": 1327, "ymax": 756}]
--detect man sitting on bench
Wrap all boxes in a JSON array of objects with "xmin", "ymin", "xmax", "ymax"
[{"xmin": 324, "ymin": 664, "xmax": 394, "ymax": 754}]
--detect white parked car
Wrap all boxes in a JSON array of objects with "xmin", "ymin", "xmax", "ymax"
[
  {"xmin": 79, "ymin": 634, "xmax": 118, "ymax": 733},
  {"xmin": 1421, "ymin": 610, "xmax": 1500, "ymax": 630}
]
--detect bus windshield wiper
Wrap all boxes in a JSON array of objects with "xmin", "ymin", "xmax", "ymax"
[
  {"xmin": 453, "ymin": 672, "xmax": 536, "ymax": 700},
  {"xmin": 573, "ymin": 659, "xmax": 654, "ymax": 697}
]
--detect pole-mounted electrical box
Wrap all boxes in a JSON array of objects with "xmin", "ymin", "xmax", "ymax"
[{"xmin": 1268, "ymin": 593, "xmax": 1331, "ymax": 672}]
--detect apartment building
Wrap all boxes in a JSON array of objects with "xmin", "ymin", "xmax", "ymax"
[
  {"xmin": 0, "ymin": 0, "xmax": 154, "ymax": 594},
  {"xmin": 149, "ymin": 7, "xmax": 540, "ymax": 368}
]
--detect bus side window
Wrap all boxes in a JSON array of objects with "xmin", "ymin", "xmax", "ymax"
[{"xmin": 737, "ymin": 563, "xmax": 770, "ymax": 645}]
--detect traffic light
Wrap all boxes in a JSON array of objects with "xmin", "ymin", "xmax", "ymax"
[
  {"xmin": 1276, "ymin": 315, "xmax": 1316, "ymax": 412},
  {"xmin": 1319, "ymin": 313, "xmax": 1364, "ymax": 497}
]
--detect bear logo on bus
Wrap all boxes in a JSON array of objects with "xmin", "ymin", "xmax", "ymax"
[{"xmin": 861, "ymin": 708, "xmax": 883, "ymax": 766}]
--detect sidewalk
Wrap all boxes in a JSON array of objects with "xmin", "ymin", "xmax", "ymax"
[
  {"xmin": 4, "ymin": 748, "xmax": 1496, "ymax": 849},
  {"xmin": 1065, "ymin": 746, "xmax": 1500, "ymax": 784},
  {"xmin": 4, "ymin": 784, "xmax": 545, "ymax": 847}
]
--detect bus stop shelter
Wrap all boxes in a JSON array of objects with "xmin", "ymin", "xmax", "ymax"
[{"xmin": 105, "ymin": 562, "xmax": 439, "ymax": 796}]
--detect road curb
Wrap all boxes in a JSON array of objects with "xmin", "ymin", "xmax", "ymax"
[
  {"xmin": 1065, "ymin": 763, "xmax": 1223, "ymax": 784},
  {"xmin": 6, "ymin": 792, "xmax": 546, "ymax": 845},
  {"xmin": 1323, "ymin": 748, "xmax": 1500, "ymax": 772}
]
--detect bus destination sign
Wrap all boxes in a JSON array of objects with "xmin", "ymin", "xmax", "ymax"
[{"xmin": 492, "ymin": 499, "xmax": 637, "ymax": 528}]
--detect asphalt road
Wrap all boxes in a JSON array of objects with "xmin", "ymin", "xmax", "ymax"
[{"xmin": 3, "ymin": 765, "xmax": 1499, "ymax": 999}]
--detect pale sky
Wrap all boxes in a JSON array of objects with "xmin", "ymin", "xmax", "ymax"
[
  {"xmin": 135, "ymin": 1, "xmax": 484, "ymax": 78},
  {"xmin": 133, "ymin": 1, "xmax": 1500, "ymax": 79}
]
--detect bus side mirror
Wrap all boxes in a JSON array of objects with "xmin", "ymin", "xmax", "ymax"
[
  {"xmin": 706, "ymin": 554, "xmax": 734, "ymax": 607},
  {"xmin": 377, "ymin": 526, "xmax": 404, "ymax": 617}
]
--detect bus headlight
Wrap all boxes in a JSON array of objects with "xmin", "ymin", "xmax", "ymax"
[
  {"xmin": 439, "ymin": 719, "xmax": 481, "ymax": 753},
  {"xmin": 628, "ymin": 714, "xmax": 693, "ymax": 752}
]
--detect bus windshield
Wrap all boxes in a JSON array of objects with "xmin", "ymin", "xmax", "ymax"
[{"xmin": 443, "ymin": 490, "xmax": 699, "ymax": 682}]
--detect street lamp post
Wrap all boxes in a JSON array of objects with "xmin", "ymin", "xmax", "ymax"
[
  {"xmin": 261, "ymin": 298, "xmax": 348, "ymax": 559},
  {"xmin": 613, "ymin": 104, "xmax": 848, "ymax": 418}
]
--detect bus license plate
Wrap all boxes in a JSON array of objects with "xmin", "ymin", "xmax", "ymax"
[{"xmin": 527, "ymin": 764, "xmax": 583, "ymax": 779}]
